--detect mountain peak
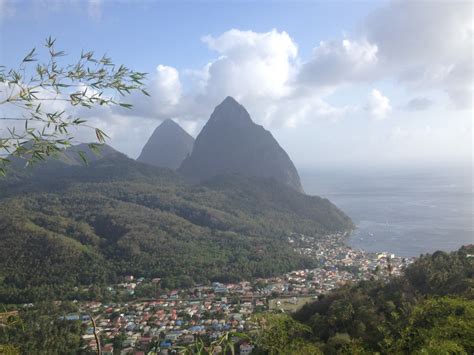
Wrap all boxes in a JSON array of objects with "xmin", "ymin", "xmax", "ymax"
[
  {"xmin": 179, "ymin": 99, "xmax": 303, "ymax": 191},
  {"xmin": 221, "ymin": 96, "xmax": 240, "ymax": 106},
  {"xmin": 210, "ymin": 96, "xmax": 253, "ymax": 125},
  {"xmin": 160, "ymin": 118, "xmax": 180, "ymax": 128},
  {"xmin": 137, "ymin": 119, "xmax": 194, "ymax": 170}
]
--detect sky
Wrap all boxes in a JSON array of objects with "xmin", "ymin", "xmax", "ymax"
[{"xmin": 0, "ymin": 0, "xmax": 472, "ymax": 171}]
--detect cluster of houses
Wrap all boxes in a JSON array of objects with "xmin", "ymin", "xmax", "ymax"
[
  {"xmin": 75, "ymin": 281, "xmax": 259, "ymax": 354},
  {"xmin": 290, "ymin": 232, "xmax": 412, "ymax": 280},
  {"xmin": 68, "ymin": 233, "xmax": 413, "ymax": 354}
]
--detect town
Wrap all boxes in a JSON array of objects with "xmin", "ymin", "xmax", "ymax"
[{"xmin": 68, "ymin": 233, "xmax": 413, "ymax": 354}]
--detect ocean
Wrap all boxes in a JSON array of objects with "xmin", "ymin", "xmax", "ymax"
[{"xmin": 301, "ymin": 168, "xmax": 473, "ymax": 257}]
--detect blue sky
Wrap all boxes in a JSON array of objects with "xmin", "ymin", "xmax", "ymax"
[
  {"xmin": 1, "ymin": 1, "xmax": 377, "ymax": 70},
  {"xmin": 1, "ymin": 0, "xmax": 472, "ymax": 170}
]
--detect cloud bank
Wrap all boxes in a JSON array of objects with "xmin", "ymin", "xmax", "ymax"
[
  {"xmin": 113, "ymin": 1, "xmax": 470, "ymax": 133},
  {"xmin": 2, "ymin": 0, "xmax": 471, "ymax": 164}
]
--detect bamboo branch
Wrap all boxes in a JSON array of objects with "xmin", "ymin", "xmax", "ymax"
[{"xmin": 89, "ymin": 314, "xmax": 101, "ymax": 355}]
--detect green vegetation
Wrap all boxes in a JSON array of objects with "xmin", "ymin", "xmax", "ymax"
[
  {"xmin": 0, "ymin": 150, "xmax": 353, "ymax": 303},
  {"xmin": 1, "ymin": 172, "xmax": 471, "ymax": 354},
  {"xmin": 0, "ymin": 302, "xmax": 84, "ymax": 354},
  {"xmin": 0, "ymin": 38, "xmax": 148, "ymax": 176},
  {"xmin": 253, "ymin": 313, "xmax": 322, "ymax": 354},
  {"xmin": 255, "ymin": 246, "xmax": 474, "ymax": 354}
]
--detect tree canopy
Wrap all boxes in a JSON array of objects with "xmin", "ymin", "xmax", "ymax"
[{"xmin": 253, "ymin": 245, "xmax": 474, "ymax": 354}]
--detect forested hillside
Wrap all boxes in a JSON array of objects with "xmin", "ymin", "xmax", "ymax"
[
  {"xmin": 254, "ymin": 246, "xmax": 474, "ymax": 354},
  {"xmin": 0, "ymin": 148, "xmax": 353, "ymax": 303}
]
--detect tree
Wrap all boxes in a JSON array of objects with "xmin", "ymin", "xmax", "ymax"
[
  {"xmin": 393, "ymin": 297, "xmax": 474, "ymax": 354},
  {"xmin": 324, "ymin": 333, "xmax": 352, "ymax": 354},
  {"xmin": 0, "ymin": 37, "xmax": 148, "ymax": 175},
  {"xmin": 253, "ymin": 313, "xmax": 318, "ymax": 354}
]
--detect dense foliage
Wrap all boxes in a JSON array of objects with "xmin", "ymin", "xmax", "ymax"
[
  {"xmin": 255, "ymin": 246, "xmax": 474, "ymax": 354},
  {"xmin": 0, "ymin": 302, "xmax": 84, "ymax": 354},
  {"xmin": 0, "ymin": 149, "xmax": 353, "ymax": 303}
]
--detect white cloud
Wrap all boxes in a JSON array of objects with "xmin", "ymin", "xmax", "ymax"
[
  {"xmin": 298, "ymin": 38, "xmax": 378, "ymax": 87},
  {"xmin": 363, "ymin": 0, "xmax": 473, "ymax": 109},
  {"xmin": 201, "ymin": 29, "xmax": 298, "ymax": 100},
  {"xmin": 113, "ymin": 64, "xmax": 186, "ymax": 120},
  {"xmin": 364, "ymin": 1, "xmax": 471, "ymax": 66},
  {"xmin": 118, "ymin": 29, "xmax": 349, "ymax": 130},
  {"xmin": 367, "ymin": 89, "xmax": 391, "ymax": 120},
  {"xmin": 263, "ymin": 96, "xmax": 352, "ymax": 128},
  {"xmin": 153, "ymin": 65, "xmax": 182, "ymax": 106},
  {"xmin": 102, "ymin": 4, "xmax": 472, "ymax": 140}
]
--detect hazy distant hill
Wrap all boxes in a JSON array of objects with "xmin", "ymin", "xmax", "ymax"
[
  {"xmin": 7, "ymin": 142, "xmax": 122, "ymax": 171},
  {"xmin": 179, "ymin": 97, "xmax": 303, "ymax": 191},
  {"xmin": 138, "ymin": 119, "xmax": 194, "ymax": 170},
  {"xmin": 0, "ymin": 145, "xmax": 352, "ymax": 303}
]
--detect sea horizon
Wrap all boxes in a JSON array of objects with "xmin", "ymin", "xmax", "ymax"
[{"xmin": 301, "ymin": 166, "xmax": 473, "ymax": 257}]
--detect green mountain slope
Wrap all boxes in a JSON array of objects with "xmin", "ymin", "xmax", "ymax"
[{"xmin": 0, "ymin": 146, "xmax": 353, "ymax": 303}]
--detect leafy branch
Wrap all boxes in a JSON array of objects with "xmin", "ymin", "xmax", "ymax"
[{"xmin": 0, "ymin": 36, "xmax": 149, "ymax": 176}]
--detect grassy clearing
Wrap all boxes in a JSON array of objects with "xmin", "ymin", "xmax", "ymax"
[{"xmin": 268, "ymin": 296, "xmax": 316, "ymax": 312}]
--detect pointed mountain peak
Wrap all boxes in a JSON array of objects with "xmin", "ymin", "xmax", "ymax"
[
  {"xmin": 137, "ymin": 119, "xmax": 194, "ymax": 170},
  {"xmin": 160, "ymin": 118, "xmax": 180, "ymax": 128},
  {"xmin": 221, "ymin": 96, "xmax": 240, "ymax": 106},
  {"xmin": 153, "ymin": 119, "xmax": 191, "ymax": 138},
  {"xmin": 179, "ymin": 99, "xmax": 303, "ymax": 192},
  {"xmin": 210, "ymin": 96, "xmax": 253, "ymax": 125}
]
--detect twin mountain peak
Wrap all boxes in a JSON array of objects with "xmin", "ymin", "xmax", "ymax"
[{"xmin": 138, "ymin": 96, "xmax": 303, "ymax": 192}]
